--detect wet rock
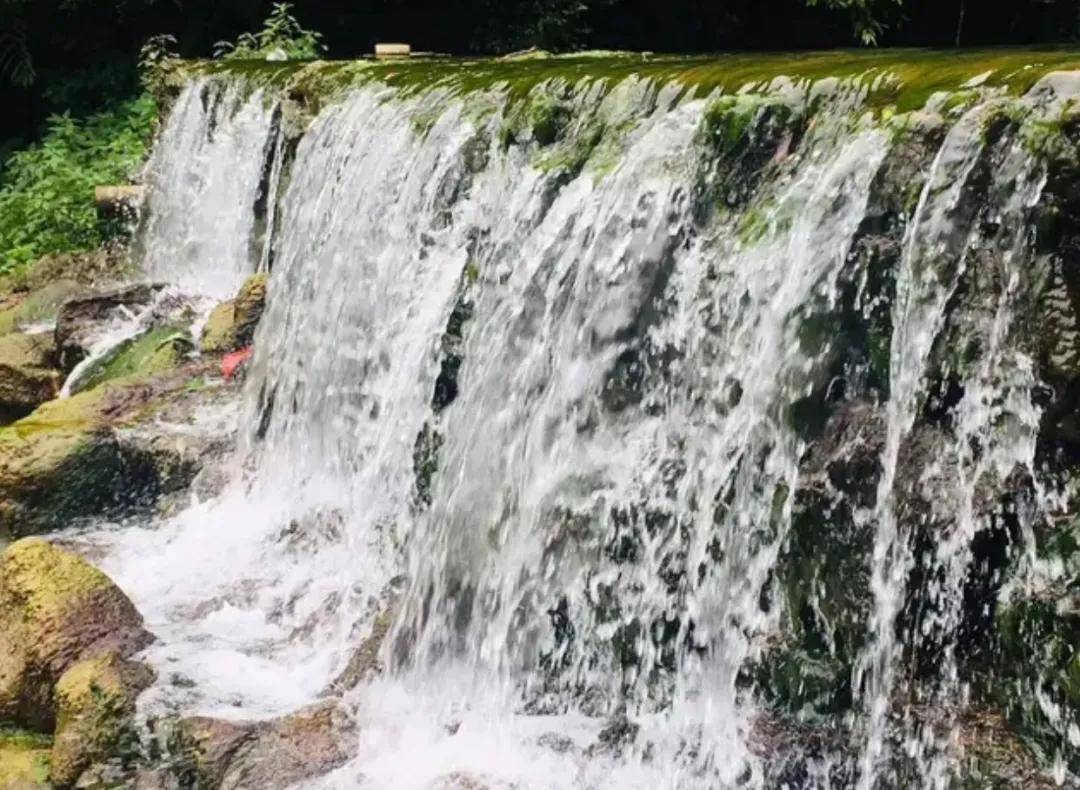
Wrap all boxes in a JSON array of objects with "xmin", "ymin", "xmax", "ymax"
[
  {"xmin": 799, "ymin": 399, "xmax": 886, "ymax": 507},
  {"xmin": 69, "ymin": 324, "xmax": 193, "ymax": 395},
  {"xmin": 0, "ymin": 729, "xmax": 51, "ymax": 790},
  {"xmin": 0, "ymin": 368, "xmax": 226, "ymax": 536},
  {"xmin": 50, "ymin": 653, "xmax": 154, "ymax": 787},
  {"xmin": 0, "ymin": 539, "xmax": 152, "ymax": 733},
  {"xmin": 0, "ymin": 280, "xmax": 85, "ymax": 336},
  {"xmin": 55, "ymin": 284, "xmax": 165, "ymax": 373},
  {"xmin": 173, "ymin": 701, "xmax": 355, "ymax": 790},
  {"xmin": 0, "ymin": 249, "xmax": 131, "ymax": 298},
  {"xmin": 170, "ymin": 717, "xmax": 252, "ymax": 789},
  {"xmin": 0, "ymin": 332, "xmax": 62, "ymax": 420},
  {"xmin": 200, "ymin": 274, "xmax": 268, "ymax": 354},
  {"xmin": 429, "ymin": 773, "xmax": 517, "ymax": 790},
  {"xmin": 0, "ymin": 384, "xmax": 146, "ymax": 536},
  {"xmin": 326, "ymin": 585, "xmax": 402, "ymax": 693}
]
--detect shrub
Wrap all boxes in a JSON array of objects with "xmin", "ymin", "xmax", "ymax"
[
  {"xmin": 213, "ymin": 3, "xmax": 326, "ymax": 61},
  {"xmin": 0, "ymin": 94, "xmax": 157, "ymax": 275}
]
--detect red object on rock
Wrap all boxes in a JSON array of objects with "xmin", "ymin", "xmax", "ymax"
[{"xmin": 222, "ymin": 347, "xmax": 254, "ymax": 381}]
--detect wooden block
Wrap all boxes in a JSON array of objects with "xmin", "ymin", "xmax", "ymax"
[{"xmin": 375, "ymin": 43, "xmax": 411, "ymax": 59}]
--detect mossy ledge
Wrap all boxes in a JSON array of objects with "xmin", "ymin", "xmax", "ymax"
[{"xmin": 172, "ymin": 48, "xmax": 1080, "ymax": 118}]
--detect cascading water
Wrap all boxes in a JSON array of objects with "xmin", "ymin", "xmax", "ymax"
[
  {"xmin": 140, "ymin": 78, "xmax": 284, "ymax": 299},
  {"xmin": 77, "ymin": 58, "xmax": 1080, "ymax": 789}
]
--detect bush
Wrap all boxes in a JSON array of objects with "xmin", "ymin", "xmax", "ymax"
[
  {"xmin": 213, "ymin": 3, "xmax": 326, "ymax": 61},
  {"xmin": 0, "ymin": 94, "xmax": 156, "ymax": 275}
]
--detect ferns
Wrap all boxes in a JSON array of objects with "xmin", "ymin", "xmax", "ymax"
[{"xmin": 0, "ymin": 14, "xmax": 34, "ymax": 87}]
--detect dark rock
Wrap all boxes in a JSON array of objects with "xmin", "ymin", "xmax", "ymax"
[
  {"xmin": 55, "ymin": 284, "xmax": 165, "ymax": 373},
  {"xmin": 0, "ymin": 332, "xmax": 62, "ymax": 421}
]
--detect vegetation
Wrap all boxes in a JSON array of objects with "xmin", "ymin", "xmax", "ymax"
[
  {"xmin": 0, "ymin": 94, "xmax": 156, "ymax": 274},
  {"xmin": 213, "ymin": 3, "xmax": 326, "ymax": 61}
]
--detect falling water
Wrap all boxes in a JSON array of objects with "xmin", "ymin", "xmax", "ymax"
[
  {"xmin": 140, "ymin": 78, "xmax": 283, "ymax": 299},
  {"xmin": 77, "ymin": 60, "xmax": 1080, "ymax": 789}
]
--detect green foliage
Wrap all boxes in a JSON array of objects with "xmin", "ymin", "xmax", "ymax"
[
  {"xmin": 138, "ymin": 34, "xmax": 179, "ymax": 90},
  {"xmin": 805, "ymin": 0, "xmax": 902, "ymax": 44},
  {"xmin": 0, "ymin": 14, "xmax": 34, "ymax": 87},
  {"xmin": 474, "ymin": 0, "xmax": 610, "ymax": 53},
  {"xmin": 213, "ymin": 3, "xmax": 326, "ymax": 61},
  {"xmin": 0, "ymin": 94, "xmax": 157, "ymax": 274}
]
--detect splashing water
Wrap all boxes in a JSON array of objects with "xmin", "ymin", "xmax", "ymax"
[
  {"xmin": 78, "ymin": 64, "xmax": 1080, "ymax": 789},
  {"xmin": 139, "ymin": 78, "xmax": 283, "ymax": 299}
]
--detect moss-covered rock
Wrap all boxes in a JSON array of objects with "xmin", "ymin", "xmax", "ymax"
[
  {"xmin": 0, "ymin": 280, "xmax": 85, "ymax": 337},
  {"xmin": 54, "ymin": 284, "xmax": 164, "ymax": 373},
  {"xmin": 50, "ymin": 653, "xmax": 154, "ymax": 788},
  {"xmin": 0, "ymin": 727, "xmax": 51, "ymax": 790},
  {"xmin": 200, "ymin": 274, "xmax": 268, "ymax": 354},
  {"xmin": 70, "ymin": 325, "xmax": 193, "ymax": 395},
  {"xmin": 0, "ymin": 539, "xmax": 151, "ymax": 733},
  {"xmin": 0, "ymin": 333, "xmax": 62, "ymax": 420},
  {"xmin": 0, "ymin": 386, "xmax": 135, "ymax": 537},
  {"xmin": 0, "ymin": 367, "xmax": 225, "ymax": 536},
  {"xmin": 0, "ymin": 249, "xmax": 131, "ymax": 301}
]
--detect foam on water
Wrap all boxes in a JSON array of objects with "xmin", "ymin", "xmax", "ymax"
[{"xmin": 80, "ymin": 69, "xmax": 1080, "ymax": 788}]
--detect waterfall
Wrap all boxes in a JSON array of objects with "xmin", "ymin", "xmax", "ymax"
[
  {"xmin": 81, "ymin": 60, "xmax": 1080, "ymax": 789},
  {"xmin": 140, "ymin": 78, "xmax": 284, "ymax": 299}
]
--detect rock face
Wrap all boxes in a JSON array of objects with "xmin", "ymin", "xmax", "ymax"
[
  {"xmin": 200, "ymin": 274, "xmax": 268, "ymax": 354},
  {"xmin": 0, "ymin": 539, "xmax": 152, "ymax": 733},
  {"xmin": 0, "ymin": 729, "xmax": 51, "ymax": 790},
  {"xmin": 0, "ymin": 333, "xmax": 62, "ymax": 420},
  {"xmin": 50, "ymin": 653, "xmax": 155, "ymax": 787},
  {"xmin": 69, "ymin": 324, "xmax": 193, "ymax": 395},
  {"xmin": 0, "ymin": 280, "xmax": 85, "ymax": 336},
  {"xmin": 172, "ymin": 701, "xmax": 355, "ymax": 790},
  {"xmin": 54, "ymin": 283, "xmax": 164, "ymax": 373},
  {"xmin": 0, "ymin": 368, "xmax": 228, "ymax": 536}
]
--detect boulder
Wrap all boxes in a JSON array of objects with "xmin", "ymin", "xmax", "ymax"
[
  {"xmin": 0, "ymin": 368, "xmax": 227, "ymax": 536},
  {"xmin": 49, "ymin": 653, "xmax": 155, "ymax": 788},
  {"xmin": 200, "ymin": 274, "xmax": 268, "ymax": 354},
  {"xmin": 55, "ymin": 284, "xmax": 164, "ymax": 373},
  {"xmin": 0, "ymin": 250, "xmax": 131, "ymax": 297},
  {"xmin": 0, "ymin": 729, "xmax": 51, "ymax": 790},
  {"xmin": 0, "ymin": 280, "xmax": 85, "ymax": 336},
  {"xmin": 0, "ymin": 333, "xmax": 62, "ymax": 420},
  {"xmin": 69, "ymin": 324, "xmax": 193, "ymax": 395},
  {"xmin": 0, "ymin": 385, "xmax": 135, "ymax": 537},
  {"xmin": 0, "ymin": 539, "xmax": 152, "ymax": 732},
  {"xmin": 173, "ymin": 701, "xmax": 355, "ymax": 790}
]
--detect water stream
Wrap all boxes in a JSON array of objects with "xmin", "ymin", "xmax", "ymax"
[{"xmin": 80, "ymin": 67, "xmax": 1080, "ymax": 788}]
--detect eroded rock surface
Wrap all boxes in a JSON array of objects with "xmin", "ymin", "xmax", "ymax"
[{"xmin": 0, "ymin": 539, "xmax": 152, "ymax": 733}]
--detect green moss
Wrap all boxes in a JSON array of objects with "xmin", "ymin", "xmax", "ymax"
[
  {"xmin": 181, "ymin": 48, "xmax": 1080, "ymax": 124},
  {"xmin": 0, "ymin": 739, "xmax": 50, "ymax": 788},
  {"xmin": 73, "ymin": 324, "xmax": 192, "ymax": 394},
  {"xmin": 0, "ymin": 727, "xmax": 52, "ymax": 751},
  {"xmin": 1, "ymin": 539, "xmax": 116, "ymax": 619}
]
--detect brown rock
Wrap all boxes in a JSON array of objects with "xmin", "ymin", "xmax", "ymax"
[
  {"xmin": 49, "ymin": 652, "xmax": 155, "ymax": 788},
  {"xmin": 54, "ymin": 283, "xmax": 164, "ymax": 372},
  {"xmin": 200, "ymin": 274, "xmax": 268, "ymax": 354},
  {"xmin": 0, "ymin": 332, "xmax": 62, "ymax": 419},
  {"xmin": 0, "ymin": 539, "xmax": 152, "ymax": 732},
  {"xmin": 175, "ymin": 701, "xmax": 355, "ymax": 790}
]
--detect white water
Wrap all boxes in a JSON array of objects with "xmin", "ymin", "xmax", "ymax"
[
  {"xmin": 80, "ymin": 71, "xmax": 1080, "ymax": 789},
  {"xmin": 140, "ymin": 78, "xmax": 282, "ymax": 299}
]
